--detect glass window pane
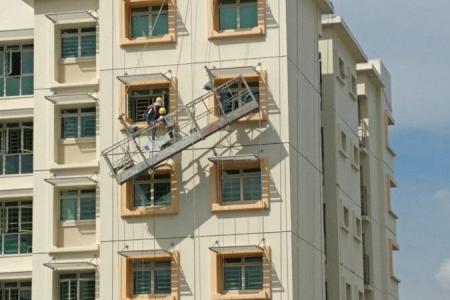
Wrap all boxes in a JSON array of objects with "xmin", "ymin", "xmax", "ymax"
[
  {"xmin": 243, "ymin": 172, "xmax": 261, "ymax": 201},
  {"xmin": 239, "ymin": 5, "xmax": 258, "ymax": 29},
  {"xmin": 20, "ymin": 206, "xmax": 32, "ymax": 232},
  {"xmin": 4, "ymin": 234, "xmax": 19, "ymax": 254},
  {"xmin": 19, "ymin": 289, "xmax": 31, "ymax": 300},
  {"xmin": 245, "ymin": 265, "xmax": 263, "ymax": 290},
  {"xmin": 81, "ymin": 35, "xmax": 96, "ymax": 57},
  {"xmin": 21, "ymin": 76, "xmax": 33, "ymax": 95},
  {"xmin": 152, "ymin": 13, "xmax": 168, "ymax": 36},
  {"xmin": 0, "ymin": 51, "xmax": 4, "ymax": 75},
  {"xmin": 62, "ymin": 36, "xmax": 79, "ymax": 58},
  {"xmin": 21, "ymin": 154, "xmax": 33, "ymax": 174},
  {"xmin": 5, "ymin": 155, "xmax": 19, "ymax": 174},
  {"xmin": 62, "ymin": 116, "xmax": 78, "ymax": 138},
  {"xmin": 131, "ymin": 15, "xmax": 149, "ymax": 38},
  {"xmin": 0, "ymin": 154, "xmax": 3, "ymax": 175},
  {"xmin": 133, "ymin": 183, "xmax": 151, "ymax": 207},
  {"xmin": 6, "ymin": 77, "xmax": 20, "ymax": 96},
  {"xmin": 80, "ymin": 277, "xmax": 96, "ymax": 300},
  {"xmin": 80, "ymin": 197, "xmax": 96, "ymax": 220},
  {"xmin": 22, "ymin": 51, "xmax": 33, "ymax": 74},
  {"xmin": 0, "ymin": 77, "xmax": 4, "ymax": 97},
  {"xmin": 219, "ymin": 7, "xmax": 238, "ymax": 30},
  {"xmin": 154, "ymin": 176, "xmax": 171, "ymax": 206},
  {"xmin": 155, "ymin": 269, "xmax": 171, "ymax": 294},
  {"xmin": 81, "ymin": 115, "xmax": 96, "ymax": 137},
  {"xmin": 222, "ymin": 176, "xmax": 240, "ymax": 202},
  {"xmin": 20, "ymin": 233, "xmax": 32, "ymax": 254},
  {"xmin": 59, "ymin": 280, "xmax": 76, "ymax": 300},
  {"xmin": 223, "ymin": 267, "xmax": 241, "ymax": 290},
  {"xmin": 60, "ymin": 198, "xmax": 77, "ymax": 221},
  {"xmin": 134, "ymin": 262, "xmax": 151, "ymax": 294},
  {"xmin": 7, "ymin": 51, "xmax": 21, "ymax": 76}
]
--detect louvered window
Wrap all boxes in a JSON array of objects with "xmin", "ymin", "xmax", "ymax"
[
  {"xmin": 130, "ymin": 5, "xmax": 169, "ymax": 39},
  {"xmin": 61, "ymin": 107, "xmax": 96, "ymax": 139},
  {"xmin": 60, "ymin": 189, "xmax": 96, "ymax": 221},
  {"xmin": 223, "ymin": 256, "xmax": 263, "ymax": 291},
  {"xmin": 221, "ymin": 167, "xmax": 261, "ymax": 202},
  {"xmin": 133, "ymin": 173, "xmax": 171, "ymax": 208},
  {"xmin": 0, "ymin": 200, "xmax": 32, "ymax": 255},
  {"xmin": 0, "ymin": 122, "xmax": 33, "ymax": 175},
  {"xmin": 219, "ymin": 0, "xmax": 258, "ymax": 31},
  {"xmin": 61, "ymin": 27, "xmax": 96, "ymax": 59},
  {"xmin": 59, "ymin": 272, "xmax": 95, "ymax": 300},
  {"xmin": 0, "ymin": 281, "xmax": 31, "ymax": 300},
  {"xmin": 133, "ymin": 260, "xmax": 171, "ymax": 295}
]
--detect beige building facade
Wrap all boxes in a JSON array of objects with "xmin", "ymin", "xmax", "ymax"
[{"xmin": 0, "ymin": 1, "xmax": 398, "ymax": 300}]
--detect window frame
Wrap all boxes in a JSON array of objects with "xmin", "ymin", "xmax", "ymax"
[
  {"xmin": 59, "ymin": 188, "xmax": 97, "ymax": 223},
  {"xmin": 389, "ymin": 240, "xmax": 400, "ymax": 283},
  {"xmin": 60, "ymin": 27, "xmax": 97, "ymax": 60},
  {"xmin": 121, "ymin": 162, "xmax": 179, "ymax": 217},
  {"xmin": 0, "ymin": 44, "xmax": 34, "ymax": 97},
  {"xmin": 349, "ymin": 72, "xmax": 357, "ymax": 99},
  {"xmin": 59, "ymin": 272, "xmax": 96, "ymax": 300},
  {"xmin": 121, "ymin": 0, "xmax": 177, "ymax": 46},
  {"xmin": 211, "ymin": 159, "xmax": 269, "ymax": 213},
  {"xmin": 132, "ymin": 172, "xmax": 172, "ymax": 208},
  {"xmin": 209, "ymin": 71, "xmax": 268, "ymax": 123},
  {"xmin": 127, "ymin": 86, "xmax": 169, "ymax": 123},
  {"xmin": 0, "ymin": 200, "xmax": 32, "ymax": 256},
  {"xmin": 0, "ymin": 281, "xmax": 32, "ymax": 300},
  {"xmin": 339, "ymin": 128, "xmax": 348, "ymax": 157},
  {"xmin": 120, "ymin": 79, "xmax": 177, "ymax": 129},
  {"xmin": 0, "ymin": 122, "xmax": 33, "ymax": 176},
  {"xmin": 386, "ymin": 175, "xmax": 398, "ymax": 219},
  {"xmin": 122, "ymin": 251, "xmax": 180, "ymax": 300},
  {"xmin": 209, "ymin": 0, "xmax": 266, "ymax": 39},
  {"xmin": 211, "ymin": 246, "xmax": 271, "ymax": 300},
  {"xmin": 218, "ymin": 0, "xmax": 258, "ymax": 32},
  {"xmin": 130, "ymin": 5, "xmax": 169, "ymax": 39},
  {"xmin": 352, "ymin": 143, "xmax": 360, "ymax": 169},
  {"xmin": 60, "ymin": 106, "xmax": 96, "ymax": 140},
  {"xmin": 384, "ymin": 110, "xmax": 396, "ymax": 156},
  {"xmin": 342, "ymin": 205, "xmax": 350, "ymax": 232}
]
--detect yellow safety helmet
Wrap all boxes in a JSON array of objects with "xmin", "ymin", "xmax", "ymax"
[
  {"xmin": 159, "ymin": 107, "xmax": 167, "ymax": 115},
  {"xmin": 155, "ymin": 97, "xmax": 163, "ymax": 106}
]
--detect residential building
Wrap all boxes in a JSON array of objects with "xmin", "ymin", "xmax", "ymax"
[
  {"xmin": 319, "ymin": 16, "xmax": 399, "ymax": 300},
  {"xmin": 0, "ymin": 1, "xmax": 398, "ymax": 300}
]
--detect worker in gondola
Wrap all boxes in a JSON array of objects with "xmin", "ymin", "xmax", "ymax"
[{"xmin": 143, "ymin": 97, "xmax": 164, "ymax": 139}]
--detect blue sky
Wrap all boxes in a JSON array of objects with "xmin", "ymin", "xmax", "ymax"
[{"xmin": 331, "ymin": 1, "xmax": 450, "ymax": 299}]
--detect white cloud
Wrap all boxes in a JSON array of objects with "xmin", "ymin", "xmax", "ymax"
[{"xmin": 436, "ymin": 259, "xmax": 450, "ymax": 290}]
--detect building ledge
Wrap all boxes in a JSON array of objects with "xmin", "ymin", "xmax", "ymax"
[
  {"xmin": 50, "ymin": 161, "xmax": 99, "ymax": 171},
  {"xmin": 48, "ymin": 245, "xmax": 99, "ymax": 255}
]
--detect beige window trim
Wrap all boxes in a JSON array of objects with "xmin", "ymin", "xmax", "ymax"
[
  {"xmin": 122, "ymin": 250, "xmax": 180, "ymax": 300},
  {"xmin": 384, "ymin": 110, "xmax": 396, "ymax": 156},
  {"xmin": 386, "ymin": 175, "xmax": 398, "ymax": 219},
  {"xmin": 210, "ymin": 159, "xmax": 270, "ymax": 213},
  {"xmin": 211, "ymin": 246, "xmax": 271, "ymax": 300},
  {"xmin": 388, "ymin": 240, "xmax": 400, "ymax": 283},
  {"xmin": 121, "ymin": 0, "xmax": 177, "ymax": 46},
  {"xmin": 121, "ymin": 161, "xmax": 179, "ymax": 217},
  {"xmin": 120, "ymin": 77, "xmax": 178, "ymax": 130},
  {"xmin": 208, "ymin": 71, "xmax": 268, "ymax": 123},
  {"xmin": 208, "ymin": 0, "xmax": 266, "ymax": 40}
]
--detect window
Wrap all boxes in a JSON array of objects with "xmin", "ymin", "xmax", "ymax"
[
  {"xmin": 0, "ymin": 200, "xmax": 32, "ymax": 255},
  {"xmin": 385, "ymin": 110, "xmax": 395, "ymax": 156},
  {"xmin": 352, "ymin": 144, "xmax": 360, "ymax": 168},
  {"xmin": 355, "ymin": 216, "xmax": 362, "ymax": 240},
  {"xmin": 121, "ymin": 0, "xmax": 177, "ymax": 45},
  {"xmin": 127, "ymin": 87, "xmax": 169, "ymax": 122},
  {"xmin": 121, "ymin": 163, "xmax": 178, "ymax": 217},
  {"xmin": 0, "ymin": 45, "xmax": 33, "ymax": 97},
  {"xmin": 211, "ymin": 159, "xmax": 270, "ymax": 212},
  {"xmin": 0, "ymin": 122, "xmax": 33, "ymax": 175},
  {"xmin": 387, "ymin": 176, "xmax": 398, "ymax": 219},
  {"xmin": 61, "ymin": 107, "xmax": 96, "ymax": 139},
  {"xmin": 210, "ymin": 0, "xmax": 266, "ymax": 39},
  {"xmin": 210, "ymin": 72, "xmax": 268, "ymax": 123},
  {"xmin": 122, "ymin": 252, "xmax": 179, "ymax": 299},
  {"xmin": 338, "ymin": 57, "xmax": 346, "ymax": 80},
  {"xmin": 59, "ymin": 272, "xmax": 95, "ymax": 300},
  {"xmin": 0, "ymin": 281, "xmax": 31, "ymax": 300},
  {"xmin": 133, "ymin": 173, "xmax": 171, "ymax": 208},
  {"xmin": 345, "ymin": 283, "xmax": 352, "ymax": 300},
  {"xmin": 340, "ymin": 129, "xmax": 348, "ymax": 156},
  {"xmin": 61, "ymin": 27, "xmax": 96, "ymax": 59},
  {"xmin": 342, "ymin": 205, "xmax": 350, "ymax": 230},
  {"xmin": 219, "ymin": 0, "xmax": 258, "ymax": 31},
  {"xmin": 130, "ymin": 6, "xmax": 169, "ymax": 39},
  {"xmin": 223, "ymin": 256, "xmax": 263, "ymax": 291},
  {"xmin": 60, "ymin": 189, "xmax": 96, "ymax": 222},
  {"xmin": 211, "ymin": 247, "xmax": 271, "ymax": 299},
  {"xmin": 350, "ymin": 73, "xmax": 357, "ymax": 97},
  {"xmin": 389, "ymin": 240, "xmax": 400, "ymax": 283}
]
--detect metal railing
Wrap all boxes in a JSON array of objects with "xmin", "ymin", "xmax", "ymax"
[
  {"xmin": 102, "ymin": 75, "xmax": 259, "ymax": 184},
  {"xmin": 358, "ymin": 119, "xmax": 369, "ymax": 148}
]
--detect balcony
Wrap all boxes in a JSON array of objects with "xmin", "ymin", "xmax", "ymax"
[
  {"xmin": 361, "ymin": 185, "xmax": 370, "ymax": 219},
  {"xmin": 358, "ymin": 119, "xmax": 369, "ymax": 151}
]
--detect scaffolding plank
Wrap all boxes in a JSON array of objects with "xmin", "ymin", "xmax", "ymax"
[
  {"xmin": 117, "ymin": 73, "xmax": 169, "ymax": 85},
  {"xmin": 115, "ymin": 99, "xmax": 259, "ymax": 184},
  {"xmin": 45, "ymin": 11, "xmax": 97, "ymax": 24},
  {"xmin": 45, "ymin": 93, "xmax": 97, "ymax": 105}
]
